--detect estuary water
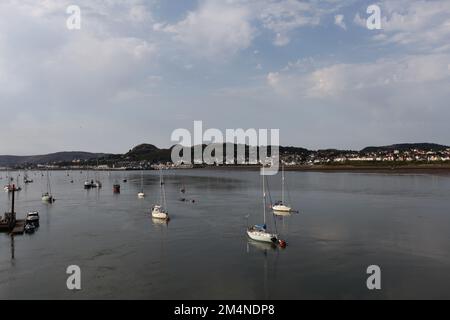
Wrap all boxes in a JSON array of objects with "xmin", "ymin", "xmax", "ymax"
[{"xmin": 1, "ymin": 169, "xmax": 450, "ymax": 299}]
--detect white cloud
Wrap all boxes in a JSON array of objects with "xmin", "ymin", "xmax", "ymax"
[
  {"xmin": 157, "ymin": 0, "xmax": 254, "ymax": 58},
  {"xmin": 154, "ymin": 0, "xmax": 351, "ymax": 53},
  {"xmin": 267, "ymin": 54, "xmax": 450, "ymax": 99},
  {"xmin": 355, "ymin": 0, "xmax": 450, "ymax": 52},
  {"xmin": 274, "ymin": 32, "xmax": 291, "ymax": 46},
  {"xmin": 334, "ymin": 14, "xmax": 346, "ymax": 30},
  {"xmin": 353, "ymin": 13, "xmax": 366, "ymax": 28},
  {"xmin": 258, "ymin": 0, "xmax": 321, "ymax": 46}
]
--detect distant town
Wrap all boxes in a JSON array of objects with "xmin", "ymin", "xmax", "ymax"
[{"xmin": 0, "ymin": 143, "xmax": 449, "ymax": 171}]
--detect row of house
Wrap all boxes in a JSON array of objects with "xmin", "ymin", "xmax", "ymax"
[{"xmin": 300, "ymin": 148, "xmax": 450, "ymax": 165}]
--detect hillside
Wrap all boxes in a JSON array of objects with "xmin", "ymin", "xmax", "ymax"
[
  {"xmin": 123, "ymin": 144, "xmax": 172, "ymax": 162},
  {"xmin": 0, "ymin": 152, "xmax": 109, "ymax": 167},
  {"xmin": 1, "ymin": 142, "xmax": 448, "ymax": 168},
  {"xmin": 361, "ymin": 143, "xmax": 448, "ymax": 153}
]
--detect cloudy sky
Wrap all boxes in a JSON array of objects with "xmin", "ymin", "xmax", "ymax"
[{"xmin": 0, "ymin": 0, "xmax": 449, "ymax": 155}]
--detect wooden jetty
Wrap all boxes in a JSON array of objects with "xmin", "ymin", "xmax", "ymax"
[
  {"xmin": 11, "ymin": 220, "xmax": 26, "ymax": 235},
  {"xmin": 0, "ymin": 184, "xmax": 25, "ymax": 235}
]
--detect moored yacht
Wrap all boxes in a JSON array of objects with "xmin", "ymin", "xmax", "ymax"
[
  {"xmin": 247, "ymin": 166, "xmax": 286, "ymax": 247},
  {"xmin": 151, "ymin": 170, "xmax": 169, "ymax": 220},
  {"xmin": 138, "ymin": 169, "xmax": 145, "ymax": 198},
  {"xmin": 42, "ymin": 170, "xmax": 54, "ymax": 203},
  {"xmin": 272, "ymin": 164, "xmax": 293, "ymax": 214}
]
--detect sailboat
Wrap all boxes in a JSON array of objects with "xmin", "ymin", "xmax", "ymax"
[
  {"xmin": 14, "ymin": 175, "xmax": 22, "ymax": 191},
  {"xmin": 272, "ymin": 164, "xmax": 292, "ymax": 214},
  {"xmin": 138, "ymin": 169, "xmax": 145, "ymax": 198},
  {"xmin": 42, "ymin": 170, "xmax": 54, "ymax": 203},
  {"xmin": 93, "ymin": 159, "xmax": 102, "ymax": 188},
  {"xmin": 247, "ymin": 167, "xmax": 286, "ymax": 246},
  {"xmin": 24, "ymin": 171, "xmax": 34, "ymax": 184},
  {"xmin": 151, "ymin": 170, "xmax": 169, "ymax": 220},
  {"xmin": 4, "ymin": 178, "xmax": 14, "ymax": 192},
  {"xmin": 3, "ymin": 169, "xmax": 13, "ymax": 192},
  {"xmin": 84, "ymin": 170, "xmax": 94, "ymax": 189},
  {"xmin": 4, "ymin": 176, "xmax": 21, "ymax": 192}
]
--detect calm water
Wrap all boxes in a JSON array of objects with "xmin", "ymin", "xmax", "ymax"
[{"xmin": 1, "ymin": 169, "xmax": 450, "ymax": 299}]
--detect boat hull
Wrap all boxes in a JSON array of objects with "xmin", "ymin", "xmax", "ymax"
[
  {"xmin": 272, "ymin": 204, "xmax": 292, "ymax": 213},
  {"xmin": 247, "ymin": 229, "xmax": 278, "ymax": 243},
  {"xmin": 42, "ymin": 195, "xmax": 53, "ymax": 203},
  {"xmin": 152, "ymin": 206, "xmax": 169, "ymax": 220}
]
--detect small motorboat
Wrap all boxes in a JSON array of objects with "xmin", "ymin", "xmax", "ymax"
[
  {"xmin": 26, "ymin": 211, "xmax": 40, "ymax": 224},
  {"xmin": 113, "ymin": 184, "xmax": 121, "ymax": 193},
  {"xmin": 138, "ymin": 192, "xmax": 145, "ymax": 199}
]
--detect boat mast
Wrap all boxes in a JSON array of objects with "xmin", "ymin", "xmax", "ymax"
[
  {"xmin": 47, "ymin": 169, "xmax": 52, "ymax": 195},
  {"xmin": 281, "ymin": 164, "xmax": 285, "ymax": 204},
  {"xmin": 162, "ymin": 177, "xmax": 167, "ymax": 210},
  {"xmin": 262, "ymin": 166, "xmax": 266, "ymax": 225},
  {"xmin": 159, "ymin": 169, "xmax": 163, "ymax": 206}
]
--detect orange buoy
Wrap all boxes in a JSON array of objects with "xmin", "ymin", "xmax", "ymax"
[{"xmin": 278, "ymin": 240, "xmax": 287, "ymax": 248}]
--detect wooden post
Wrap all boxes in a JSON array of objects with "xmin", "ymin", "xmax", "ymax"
[
  {"xmin": 11, "ymin": 184, "xmax": 15, "ymax": 217},
  {"xmin": 10, "ymin": 184, "xmax": 16, "ymax": 230}
]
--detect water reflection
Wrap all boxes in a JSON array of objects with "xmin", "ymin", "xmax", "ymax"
[
  {"xmin": 10, "ymin": 235, "xmax": 15, "ymax": 260},
  {"xmin": 246, "ymin": 240, "xmax": 280, "ymax": 300},
  {"xmin": 152, "ymin": 218, "xmax": 170, "ymax": 226},
  {"xmin": 1, "ymin": 169, "xmax": 450, "ymax": 299}
]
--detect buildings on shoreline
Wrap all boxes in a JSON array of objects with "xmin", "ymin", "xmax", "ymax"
[
  {"xmin": 288, "ymin": 148, "xmax": 450, "ymax": 166},
  {"xmin": 2, "ymin": 147, "xmax": 448, "ymax": 170}
]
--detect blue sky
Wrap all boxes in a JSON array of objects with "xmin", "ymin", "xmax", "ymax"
[{"xmin": 1, "ymin": 0, "xmax": 449, "ymax": 154}]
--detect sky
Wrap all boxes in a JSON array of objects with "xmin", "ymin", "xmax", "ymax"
[{"xmin": 0, "ymin": 0, "xmax": 449, "ymax": 155}]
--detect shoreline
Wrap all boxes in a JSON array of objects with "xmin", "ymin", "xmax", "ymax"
[
  {"xmin": 194, "ymin": 164, "xmax": 450, "ymax": 174},
  {"xmin": 1, "ymin": 164, "xmax": 450, "ymax": 174}
]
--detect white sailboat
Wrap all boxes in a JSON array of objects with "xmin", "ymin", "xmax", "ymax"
[
  {"xmin": 24, "ymin": 170, "xmax": 33, "ymax": 184},
  {"xmin": 138, "ymin": 169, "xmax": 145, "ymax": 198},
  {"xmin": 272, "ymin": 164, "xmax": 293, "ymax": 213},
  {"xmin": 42, "ymin": 170, "xmax": 54, "ymax": 203},
  {"xmin": 3, "ymin": 169, "xmax": 13, "ymax": 192},
  {"xmin": 151, "ymin": 170, "xmax": 169, "ymax": 220},
  {"xmin": 247, "ymin": 167, "xmax": 280, "ymax": 244},
  {"xmin": 94, "ymin": 160, "xmax": 102, "ymax": 188}
]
